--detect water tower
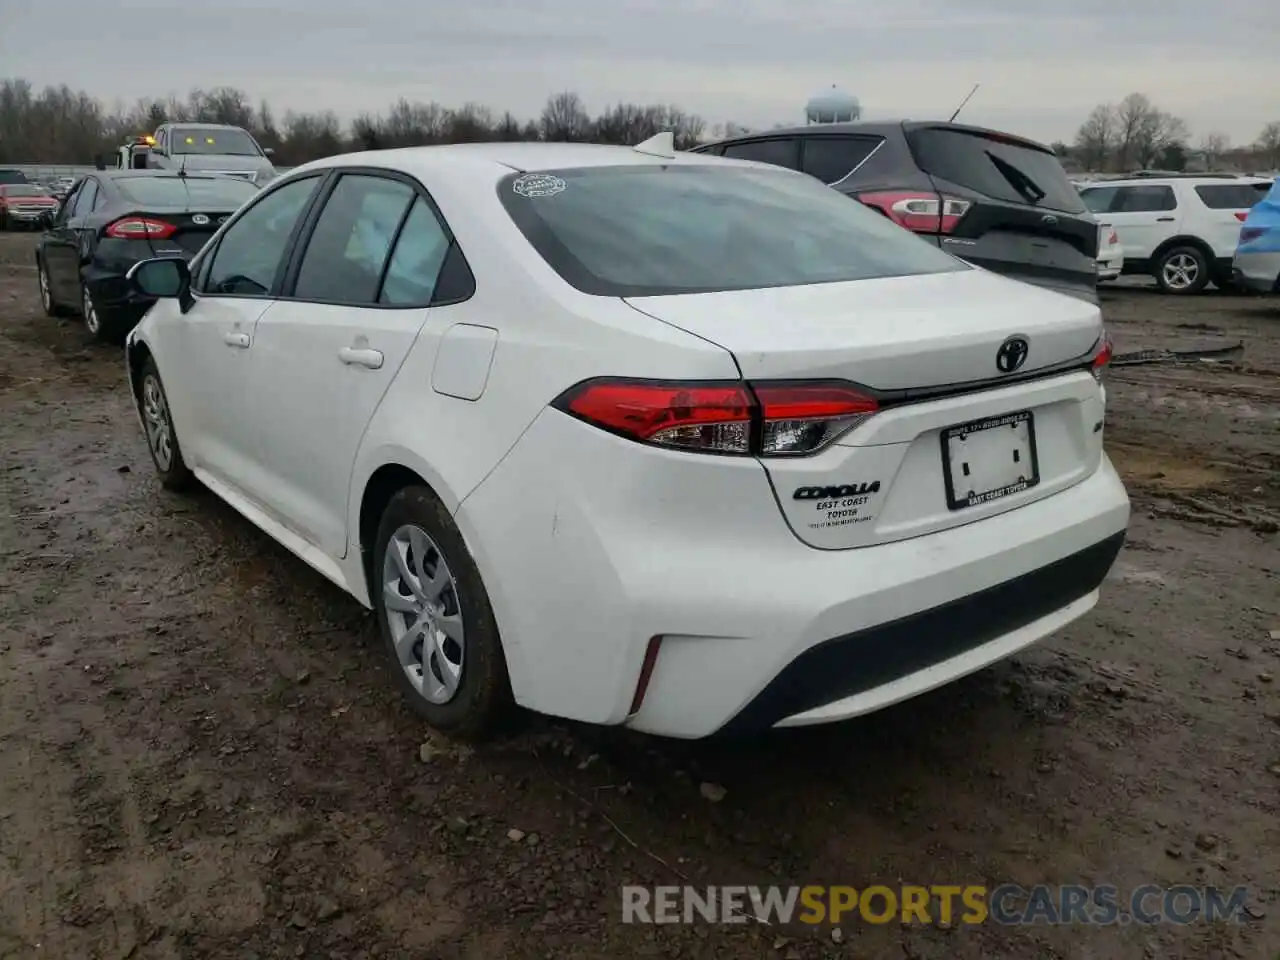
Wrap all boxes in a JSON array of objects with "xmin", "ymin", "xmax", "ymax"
[{"xmin": 805, "ymin": 85, "xmax": 861, "ymax": 124}]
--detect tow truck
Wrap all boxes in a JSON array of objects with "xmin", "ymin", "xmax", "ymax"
[{"xmin": 114, "ymin": 135, "xmax": 156, "ymax": 170}]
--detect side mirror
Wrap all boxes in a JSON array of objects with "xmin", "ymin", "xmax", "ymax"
[
  {"xmin": 128, "ymin": 257, "xmax": 190, "ymax": 299},
  {"xmin": 263, "ymin": 146, "xmax": 275, "ymax": 156}
]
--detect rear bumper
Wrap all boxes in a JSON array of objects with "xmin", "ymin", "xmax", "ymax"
[
  {"xmin": 457, "ymin": 407, "xmax": 1130, "ymax": 739},
  {"xmin": 1232, "ymin": 252, "xmax": 1280, "ymax": 294}
]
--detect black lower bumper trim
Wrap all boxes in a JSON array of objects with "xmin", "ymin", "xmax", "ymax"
[{"xmin": 718, "ymin": 531, "xmax": 1126, "ymax": 735}]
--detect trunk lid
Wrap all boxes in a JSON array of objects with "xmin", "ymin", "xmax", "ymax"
[
  {"xmin": 903, "ymin": 124, "xmax": 1098, "ymax": 297},
  {"xmin": 110, "ymin": 205, "xmax": 230, "ymax": 257},
  {"xmin": 625, "ymin": 268, "xmax": 1108, "ymax": 549}
]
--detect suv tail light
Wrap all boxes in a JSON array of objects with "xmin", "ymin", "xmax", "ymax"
[
  {"xmin": 857, "ymin": 191, "xmax": 972, "ymax": 234},
  {"xmin": 552, "ymin": 379, "xmax": 879, "ymax": 457},
  {"xmin": 1090, "ymin": 335, "xmax": 1113, "ymax": 383},
  {"xmin": 1233, "ymin": 212, "xmax": 1248, "ymax": 222},
  {"xmin": 106, "ymin": 216, "xmax": 176, "ymax": 240}
]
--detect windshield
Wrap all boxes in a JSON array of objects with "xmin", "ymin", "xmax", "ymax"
[
  {"xmin": 170, "ymin": 127, "xmax": 261, "ymax": 157},
  {"xmin": 907, "ymin": 128, "xmax": 1086, "ymax": 214},
  {"xmin": 0, "ymin": 185, "xmax": 46, "ymax": 197},
  {"xmin": 497, "ymin": 164, "xmax": 964, "ymax": 297},
  {"xmin": 114, "ymin": 176, "xmax": 259, "ymax": 207}
]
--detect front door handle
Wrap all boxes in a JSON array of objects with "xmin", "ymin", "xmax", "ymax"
[
  {"xmin": 1156, "ymin": 217, "xmax": 1175, "ymax": 222},
  {"xmin": 338, "ymin": 346, "xmax": 384, "ymax": 369},
  {"xmin": 223, "ymin": 332, "xmax": 250, "ymax": 348}
]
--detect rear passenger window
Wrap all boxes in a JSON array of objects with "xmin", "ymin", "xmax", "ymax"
[
  {"xmin": 378, "ymin": 198, "xmax": 452, "ymax": 306},
  {"xmin": 1112, "ymin": 186, "xmax": 1176, "ymax": 213},
  {"xmin": 721, "ymin": 138, "xmax": 800, "ymax": 170},
  {"xmin": 1194, "ymin": 183, "xmax": 1270, "ymax": 209},
  {"xmin": 801, "ymin": 137, "xmax": 880, "ymax": 185},
  {"xmin": 293, "ymin": 174, "xmax": 415, "ymax": 304},
  {"xmin": 1079, "ymin": 186, "xmax": 1116, "ymax": 214}
]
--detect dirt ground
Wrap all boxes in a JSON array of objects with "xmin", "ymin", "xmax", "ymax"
[{"xmin": 0, "ymin": 229, "xmax": 1277, "ymax": 960}]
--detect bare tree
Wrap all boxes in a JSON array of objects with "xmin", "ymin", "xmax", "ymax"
[
  {"xmin": 1256, "ymin": 121, "xmax": 1280, "ymax": 169},
  {"xmin": 1074, "ymin": 104, "xmax": 1117, "ymax": 172},
  {"xmin": 539, "ymin": 91, "xmax": 593, "ymax": 141},
  {"xmin": 1198, "ymin": 132, "xmax": 1230, "ymax": 171}
]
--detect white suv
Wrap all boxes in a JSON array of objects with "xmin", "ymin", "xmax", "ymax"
[{"xmin": 1079, "ymin": 175, "xmax": 1271, "ymax": 294}]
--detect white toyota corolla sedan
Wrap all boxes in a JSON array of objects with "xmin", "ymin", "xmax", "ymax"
[{"xmin": 123, "ymin": 136, "xmax": 1129, "ymax": 740}]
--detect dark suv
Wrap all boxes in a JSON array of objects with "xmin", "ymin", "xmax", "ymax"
[{"xmin": 690, "ymin": 121, "xmax": 1099, "ymax": 304}]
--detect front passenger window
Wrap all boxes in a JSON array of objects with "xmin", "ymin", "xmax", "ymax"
[{"xmin": 203, "ymin": 176, "xmax": 319, "ymax": 296}]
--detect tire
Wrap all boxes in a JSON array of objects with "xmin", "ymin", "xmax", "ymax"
[
  {"xmin": 373, "ymin": 485, "xmax": 511, "ymax": 739},
  {"xmin": 138, "ymin": 356, "xmax": 193, "ymax": 492},
  {"xmin": 1154, "ymin": 245, "xmax": 1210, "ymax": 295},
  {"xmin": 80, "ymin": 282, "xmax": 138, "ymax": 344},
  {"xmin": 36, "ymin": 256, "xmax": 63, "ymax": 318}
]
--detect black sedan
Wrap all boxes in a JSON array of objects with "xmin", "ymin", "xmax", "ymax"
[{"xmin": 36, "ymin": 170, "xmax": 260, "ymax": 342}]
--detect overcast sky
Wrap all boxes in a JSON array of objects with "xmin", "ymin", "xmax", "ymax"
[{"xmin": 3, "ymin": 0, "xmax": 1278, "ymax": 144}]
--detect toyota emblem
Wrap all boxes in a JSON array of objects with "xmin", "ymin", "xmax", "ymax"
[
  {"xmin": 996, "ymin": 336, "xmax": 1030, "ymax": 373},
  {"xmin": 192, "ymin": 213, "xmax": 210, "ymax": 225}
]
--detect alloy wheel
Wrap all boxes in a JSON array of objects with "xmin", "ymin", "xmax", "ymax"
[
  {"xmin": 141, "ymin": 374, "xmax": 173, "ymax": 471},
  {"xmin": 38, "ymin": 264, "xmax": 51, "ymax": 311},
  {"xmin": 1162, "ymin": 253, "xmax": 1199, "ymax": 291},
  {"xmin": 82, "ymin": 286, "xmax": 100, "ymax": 333},
  {"xmin": 381, "ymin": 524, "xmax": 465, "ymax": 704}
]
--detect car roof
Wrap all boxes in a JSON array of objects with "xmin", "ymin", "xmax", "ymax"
[
  {"xmin": 1086, "ymin": 175, "xmax": 1272, "ymax": 187},
  {"xmin": 695, "ymin": 119, "xmax": 1056, "ymax": 154},
  {"xmin": 162, "ymin": 121, "xmax": 251, "ymax": 130},
  {"xmin": 92, "ymin": 170, "xmax": 246, "ymax": 181},
  {"xmin": 286, "ymin": 141, "xmax": 775, "ymax": 179}
]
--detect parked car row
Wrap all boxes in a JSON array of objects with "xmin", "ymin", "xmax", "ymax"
[{"xmin": 107, "ymin": 138, "xmax": 1128, "ymax": 739}]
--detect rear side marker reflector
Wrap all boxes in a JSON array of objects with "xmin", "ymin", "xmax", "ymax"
[{"xmin": 552, "ymin": 378, "xmax": 879, "ymax": 456}]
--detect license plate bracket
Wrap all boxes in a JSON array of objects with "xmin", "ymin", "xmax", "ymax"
[{"xmin": 941, "ymin": 410, "xmax": 1040, "ymax": 511}]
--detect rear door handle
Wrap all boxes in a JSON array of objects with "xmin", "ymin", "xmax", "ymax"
[
  {"xmin": 338, "ymin": 346, "xmax": 384, "ymax": 369},
  {"xmin": 1156, "ymin": 217, "xmax": 1175, "ymax": 222},
  {"xmin": 223, "ymin": 332, "xmax": 250, "ymax": 348}
]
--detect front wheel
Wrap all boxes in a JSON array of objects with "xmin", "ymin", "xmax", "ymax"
[
  {"xmin": 1155, "ymin": 246, "xmax": 1210, "ymax": 295},
  {"xmin": 373, "ymin": 486, "xmax": 511, "ymax": 739},
  {"xmin": 138, "ymin": 357, "xmax": 193, "ymax": 491}
]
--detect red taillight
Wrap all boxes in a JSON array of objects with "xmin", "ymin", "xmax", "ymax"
[
  {"xmin": 1239, "ymin": 227, "xmax": 1265, "ymax": 243},
  {"xmin": 1108, "ymin": 229, "xmax": 1119, "ymax": 245},
  {"xmin": 1091, "ymin": 336, "xmax": 1113, "ymax": 383},
  {"xmin": 553, "ymin": 379, "xmax": 880, "ymax": 456},
  {"xmin": 1233, "ymin": 212, "xmax": 1248, "ymax": 222},
  {"xmin": 106, "ymin": 216, "xmax": 176, "ymax": 240},
  {"xmin": 857, "ymin": 190, "xmax": 972, "ymax": 234}
]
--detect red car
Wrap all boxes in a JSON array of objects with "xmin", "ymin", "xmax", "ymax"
[{"xmin": 0, "ymin": 184, "xmax": 60, "ymax": 230}]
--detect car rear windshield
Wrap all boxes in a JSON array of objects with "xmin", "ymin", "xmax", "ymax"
[
  {"xmin": 1194, "ymin": 182, "xmax": 1270, "ymax": 209},
  {"xmin": 170, "ymin": 127, "xmax": 261, "ymax": 157},
  {"xmin": 496, "ymin": 165, "xmax": 964, "ymax": 297},
  {"xmin": 0, "ymin": 185, "xmax": 44, "ymax": 197},
  {"xmin": 907, "ymin": 127, "xmax": 1086, "ymax": 214},
  {"xmin": 114, "ymin": 176, "xmax": 260, "ymax": 207}
]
